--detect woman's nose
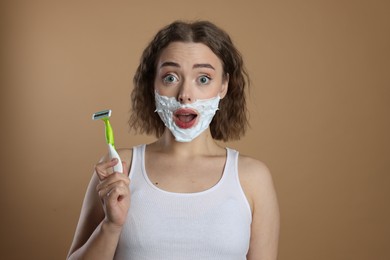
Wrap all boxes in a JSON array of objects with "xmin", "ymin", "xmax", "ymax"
[
  {"xmin": 177, "ymin": 81, "xmax": 193, "ymax": 104},
  {"xmin": 178, "ymin": 95, "xmax": 192, "ymax": 103}
]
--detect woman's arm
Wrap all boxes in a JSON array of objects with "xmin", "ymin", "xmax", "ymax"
[
  {"xmin": 67, "ymin": 151, "xmax": 131, "ymax": 260},
  {"xmin": 239, "ymin": 157, "xmax": 280, "ymax": 260}
]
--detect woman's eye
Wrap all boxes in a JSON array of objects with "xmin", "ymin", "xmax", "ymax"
[
  {"xmin": 198, "ymin": 75, "xmax": 211, "ymax": 85},
  {"xmin": 163, "ymin": 74, "xmax": 178, "ymax": 84}
]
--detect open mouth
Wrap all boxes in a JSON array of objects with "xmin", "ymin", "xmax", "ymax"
[{"xmin": 174, "ymin": 108, "xmax": 198, "ymax": 129}]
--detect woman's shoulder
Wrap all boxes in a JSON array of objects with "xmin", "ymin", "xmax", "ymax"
[
  {"xmin": 237, "ymin": 153, "xmax": 271, "ymax": 180},
  {"xmin": 237, "ymin": 153, "xmax": 276, "ymax": 209}
]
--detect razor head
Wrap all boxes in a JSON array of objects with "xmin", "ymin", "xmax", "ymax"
[{"xmin": 92, "ymin": 109, "xmax": 112, "ymax": 120}]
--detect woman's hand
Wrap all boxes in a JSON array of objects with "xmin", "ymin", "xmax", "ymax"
[{"xmin": 95, "ymin": 158, "xmax": 131, "ymax": 229}]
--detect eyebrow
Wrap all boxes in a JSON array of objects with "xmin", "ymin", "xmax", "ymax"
[
  {"xmin": 159, "ymin": 61, "xmax": 215, "ymax": 70},
  {"xmin": 160, "ymin": 61, "xmax": 180, "ymax": 68},
  {"xmin": 193, "ymin": 63, "xmax": 215, "ymax": 70}
]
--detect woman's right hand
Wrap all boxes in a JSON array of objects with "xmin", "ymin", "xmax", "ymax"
[{"xmin": 95, "ymin": 158, "xmax": 131, "ymax": 229}]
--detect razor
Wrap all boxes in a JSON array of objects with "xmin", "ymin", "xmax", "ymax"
[{"xmin": 92, "ymin": 109, "xmax": 123, "ymax": 173}]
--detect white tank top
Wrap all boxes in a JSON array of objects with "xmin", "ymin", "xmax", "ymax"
[{"xmin": 114, "ymin": 144, "xmax": 252, "ymax": 260}]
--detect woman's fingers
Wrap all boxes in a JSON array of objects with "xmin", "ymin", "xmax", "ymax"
[
  {"xmin": 97, "ymin": 172, "xmax": 131, "ymax": 226},
  {"xmin": 94, "ymin": 158, "xmax": 131, "ymax": 226},
  {"xmin": 95, "ymin": 158, "xmax": 119, "ymax": 180},
  {"xmin": 105, "ymin": 185, "xmax": 130, "ymax": 203},
  {"xmin": 98, "ymin": 183, "xmax": 128, "ymax": 202},
  {"xmin": 96, "ymin": 171, "xmax": 130, "ymax": 201}
]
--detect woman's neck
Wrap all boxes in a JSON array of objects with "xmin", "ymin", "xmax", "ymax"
[{"xmin": 150, "ymin": 128, "xmax": 224, "ymax": 158}]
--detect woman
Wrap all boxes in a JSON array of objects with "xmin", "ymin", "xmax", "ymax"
[{"xmin": 68, "ymin": 20, "xmax": 279, "ymax": 260}]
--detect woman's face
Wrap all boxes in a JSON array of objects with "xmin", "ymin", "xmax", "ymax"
[
  {"xmin": 154, "ymin": 42, "xmax": 228, "ymax": 102},
  {"xmin": 153, "ymin": 42, "xmax": 229, "ymax": 140}
]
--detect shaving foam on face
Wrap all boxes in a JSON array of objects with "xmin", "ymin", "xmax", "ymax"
[{"xmin": 154, "ymin": 91, "xmax": 220, "ymax": 142}]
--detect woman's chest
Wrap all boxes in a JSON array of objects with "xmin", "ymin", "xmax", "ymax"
[{"xmin": 145, "ymin": 156, "xmax": 226, "ymax": 193}]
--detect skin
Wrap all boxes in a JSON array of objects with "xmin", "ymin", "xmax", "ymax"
[{"xmin": 67, "ymin": 42, "xmax": 279, "ymax": 259}]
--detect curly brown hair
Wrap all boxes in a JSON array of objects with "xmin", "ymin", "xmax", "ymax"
[{"xmin": 129, "ymin": 20, "xmax": 250, "ymax": 141}]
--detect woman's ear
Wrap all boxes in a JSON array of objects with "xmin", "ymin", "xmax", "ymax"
[{"xmin": 220, "ymin": 73, "xmax": 229, "ymax": 99}]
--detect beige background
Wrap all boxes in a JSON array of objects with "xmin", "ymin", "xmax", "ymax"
[{"xmin": 1, "ymin": 0, "xmax": 389, "ymax": 259}]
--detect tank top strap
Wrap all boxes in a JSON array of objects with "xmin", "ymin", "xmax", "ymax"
[
  {"xmin": 129, "ymin": 144, "xmax": 145, "ymax": 179},
  {"xmin": 225, "ymin": 147, "xmax": 239, "ymax": 170},
  {"xmin": 222, "ymin": 147, "xmax": 240, "ymax": 187}
]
